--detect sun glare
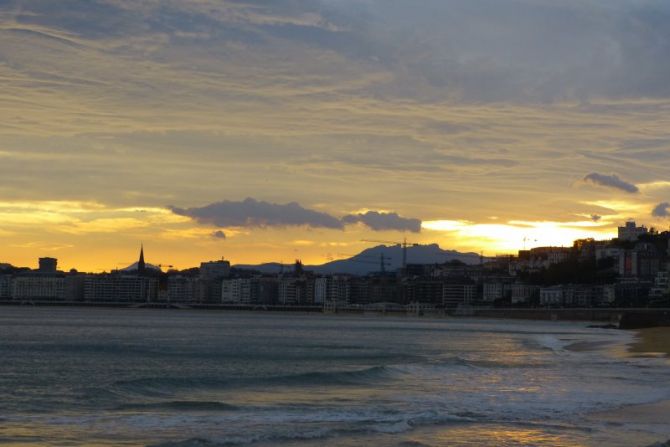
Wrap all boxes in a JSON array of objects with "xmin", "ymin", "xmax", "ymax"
[{"xmin": 422, "ymin": 219, "xmax": 617, "ymax": 254}]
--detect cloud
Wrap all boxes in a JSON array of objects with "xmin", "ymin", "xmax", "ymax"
[
  {"xmin": 211, "ymin": 230, "xmax": 226, "ymax": 239},
  {"xmin": 342, "ymin": 211, "xmax": 422, "ymax": 233},
  {"xmin": 170, "ymin": 199, "xmax": 423, "ymax": 232},
  {"xmin": 8, "ymin": 0, "xmax": 670, "ymax": 107},
  {"xmin": 169, "ymin": 198, "xmax": 344, "ymax": 229},
  {"xmin": 652, "ymin": 202, "xmax": 670, "ymax": 218},
  {"xmin": 582, "ymin": 173, "xmax": 639, "ymax": 193}
]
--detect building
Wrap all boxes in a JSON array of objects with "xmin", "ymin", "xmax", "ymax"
[
  {"xmin": 595, "ymin": 245, "xmax": 623, "ymax": 262},
  {"xmin": 649, "ymin": 271, "xmax": 670, "ymax": 301},
  {"xmin": 366, "ymin": 275, "xmax": 401, "ymax": 304},
  {"xmin": 442, "ymin": 283, "xmax": 477, "ymax": 308},
  {"xmin": 12, "ymin": 276, "xmax": 65, "ymax": 301},
  {"xmin": 278, "ymin": 277, "xmax": 314, "ymax": 305},
  {"xmin": 592, "ymin": 284, "xmax": 617, "ymax": 307},
  {"xmin": 84, "ymin": 274, "xmax": 158, "ymax": 302},
  {"xmin": 349, "ymin": 277, "xmax": 370, "ymax": 305},
  {"xmin": 574, "ymin": 238, "xmax": 597, "ymax": 261},
  {"xmin": 511, "ymin": 284, "xmax": 540, "ymax": 305},
  {"xmin": 222, "ymin": 278, "xmax": 252, "ymax": 304},
  {"xmin": 253, "ymin": 278, "xmax": 279, "ymax": 305},
  {"xmin": 314, "ymin": 277, "xmax": 328, "ymax": 304},
  {"xmin": 619, "ymin": 243, "xmax": 661, "ymax": 279},
  {"xmin": 197, "ymin": 259, "xmax": 231, "ymax": 303},
  {"xmin": 562, "ymin": 285, "xmax": 594, "ymax": 307},
  {"xmin": 0, "ymin": 275, "xmax": 11, "ymax": 299},
  {"xmin": 200, "ymin": 260, "xmax": 231, "ymax": 280},
  {"xmin": 167, "ymin": 275, "xmax": 198, "ymax": 303},
  {"xmin": 403, "ymin": 279, "xmax": 444, "ymax": 305},
  {"xmin": 38, "ymin": 257, "xmax": 58, "ymax": 273},
  {"xmin": 314, "ymin": 276, "xmax": 352, "ymax": 305},
  {"xmin": 540, "ymin": 286, "xmax": 564, "ymax": 306},
  {"xmin": 482, "ymin": 282, "xmax": 511, "ymax": 303},
  {"xmin": 615, "ymin": 280, "xmax": 653, "ymax": 306},
  {"xmin": 64, "ymin": 273, "xmax": 87, "ymax": 301},
  {"xmin": 618, "ymin": 221, "xmax": 648, "ymax": 242},
  {"xmin": 511, "ymin": 247, "xmax": 571, "ymax": 274}
]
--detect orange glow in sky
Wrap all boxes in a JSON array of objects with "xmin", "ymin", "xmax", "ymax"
[{"xmin": 1, "ymin": 2, "xmax": 670, "ymax": 271}]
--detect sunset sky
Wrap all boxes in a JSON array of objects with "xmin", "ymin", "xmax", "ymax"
[{"xmin": 1, "ymin": 0, "xmax": 670, "ymax": 272}]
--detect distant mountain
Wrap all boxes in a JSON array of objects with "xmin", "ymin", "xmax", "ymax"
[{"xmin": 234, "ymin": 243, "xmax": 482, "ymax": 276}]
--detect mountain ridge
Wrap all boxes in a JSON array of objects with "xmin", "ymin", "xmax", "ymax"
[{"xmin": 234, "ymin": 243, "xmax": 482, "ymax": 275}]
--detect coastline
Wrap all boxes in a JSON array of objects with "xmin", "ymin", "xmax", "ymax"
[
  {"xmin": 582, "ymin": 327, "xmax": 670, "ymax": 447},
  {"xmin": 629, "ymin": 327, "xmax": 670, "ymax": 358},
  {"xmin": 3, "ymin": 301, "xmax": 670, "ymax": 326},
  {"xmin": 1, "ymin": 305, "xmax": 669, "ymax": 447}
]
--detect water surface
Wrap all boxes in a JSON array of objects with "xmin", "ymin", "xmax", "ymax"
[{"xmin": 0, "ymin": 307, "xmax": 668, "ymax": 446}]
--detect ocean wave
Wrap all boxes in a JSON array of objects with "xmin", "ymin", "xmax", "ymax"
[
  {"xmin": 116, "ymin": 401, "xmax": 239, "ymax": 412},
  {"xmin": 144, "ymin": 410, "xmax": 478, "ymax": 447},
  {"xmin": 109, "ymin": 356, "xmax": 555, "ymax": 400},
  {"xmin": 111, "ymin": 365, "xmax": 398, "ymax": 396}
]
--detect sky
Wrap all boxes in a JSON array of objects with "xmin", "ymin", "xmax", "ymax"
[{"xmin": 1, "ymin": 0, "xmax": 670, "ymax": 272}]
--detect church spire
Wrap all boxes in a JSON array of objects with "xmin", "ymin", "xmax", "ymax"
[{"xmin": 138, "ymin": 243, "xmax": 146, "ymax": 275}]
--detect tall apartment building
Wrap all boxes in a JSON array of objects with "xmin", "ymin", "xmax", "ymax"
[
  {"xmin": 197, "ymin": 260, "xmax": 231, "ymax": 303},
  {"xmin": 314, "ymin": 276, "xmax": 351, "ymax": 304},
  {"xmin": 222, "ymin": 278, "xmax": 252, "ymax": 304},
  {"xmin": 403, "ymin": 280, "xmax": 444, "ymax": 305},
  {"xmin": 12, "ymin": 276, "xmax": 65, "ymax": 301},
  {"xmin": 167, "ymin": 275, "xmax": 198, "ymax": 303},
  {"xmin": 511, "ymin": 284, "xmax": 540, "ymax": 305},
  {"xmin": 618, "ymin": 221, "xmax": 648, "ymax": 242},
  {"xmin": 84, "ymin": 274, "xmax": 158, "ymax": 302},
  {"xmin": 442, "ymin": 283, "xmax": 477, "ymax": 308},
  {"xmin": 278, "ymin": 277, "xmax": 314, "ymax": 305},
  {"xmin": 0, "ymin": 275, "xmax": 11, "ymax": 299}
]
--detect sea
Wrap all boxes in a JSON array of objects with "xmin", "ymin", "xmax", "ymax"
[{"xmin": 0, "ymin": 307, "xmax": 668, "ymax": 447}]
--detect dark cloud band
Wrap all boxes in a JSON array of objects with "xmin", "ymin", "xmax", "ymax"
[
  {"xmin": 341, "ymin": 211, "xmax": 422, "ymax": 233},
  {"xmin": 170, "ymin": 198, "xmax": 344, "ymax": 229},
  {"xmin": 170, "ymin": 198, "xmax": 422, "ymax": 232},
  {"xmin": 652, "ymin": 202, "xmax": 670, "ymax": 218},
  {"xmin": 582, "ymin": 173, "xmax": 639, "ymax": 193}
]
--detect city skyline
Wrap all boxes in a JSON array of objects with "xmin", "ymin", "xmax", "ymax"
[
  {"xmin": 2, "ymin": 1, "xmax": 670, "ymax": 271},
  {"xmin": 0, "ymin": 219, "xmax": 660, "ymax": 275},
  {"xmin": 2, "ymin": 218, "xmax": 667, "ymax": 309}
]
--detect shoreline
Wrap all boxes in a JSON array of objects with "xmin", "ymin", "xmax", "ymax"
[
  {"xmin": 629, "ymin": 327, "xmax": 670, "ymax": 358},
  {"xmin": 2, "ymin": 300, "xmax": 670, "ymax": 323},
  {"xmin": 581, "ymin": 327, "xmax": 670, "ymax": 447}
]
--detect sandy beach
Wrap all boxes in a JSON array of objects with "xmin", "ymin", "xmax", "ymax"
[
  {"xmin": 583, "ymin": 327, "xmax": 670, "ymax": 447},
  {"xmin": 587, "ymin": 399, "xmax": 670, "ymax": 447},
  {"xmin": 629, "ymin": 327, "xmax": 670, "ymax": 358}
]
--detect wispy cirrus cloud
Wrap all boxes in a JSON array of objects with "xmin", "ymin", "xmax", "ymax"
[{"xmin": 2, "ymin": 1, "xmax": 670, "ymax": 269}]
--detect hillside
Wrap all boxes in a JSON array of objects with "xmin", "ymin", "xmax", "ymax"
[{"xmin": 234, "ymin": 243, "xmax": 482, "ymax": 275}]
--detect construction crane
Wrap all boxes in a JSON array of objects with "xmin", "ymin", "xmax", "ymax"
[
  {"xmin": 115, "ymin": 262, "xmax": 174, "ymax": 271},
  {"xmin": 361, "ymin": 237, "xmax": 419, "ymax": 269}
]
